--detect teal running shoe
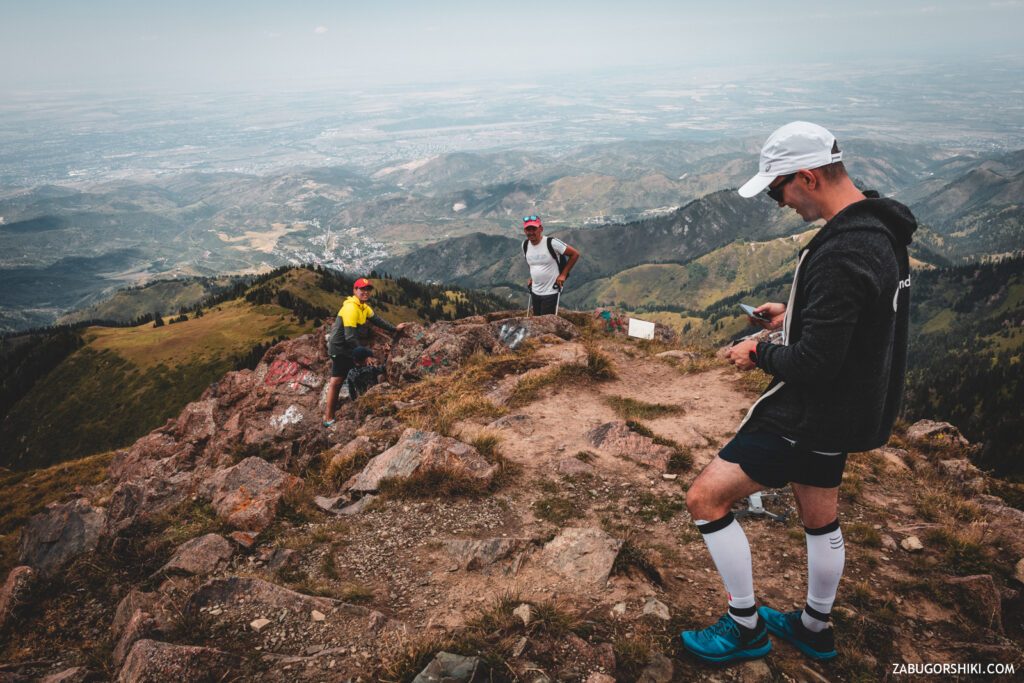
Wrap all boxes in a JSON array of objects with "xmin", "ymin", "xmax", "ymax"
[
  {"xmin": 758, "ymin": 606, "xmax": 838, "ymax": 661},
  {"xmin": 680, "ymin": 612, "xmax": 772, "ymax": 663}
]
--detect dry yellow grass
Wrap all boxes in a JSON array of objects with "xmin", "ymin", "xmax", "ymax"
[{"xmin": 84, "ymin": 299, "xmax": 308, "ymax": 369}]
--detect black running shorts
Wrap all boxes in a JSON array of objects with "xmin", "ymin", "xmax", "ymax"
[
  {"xmin": 530, "ymin": 292, "xmax": 559, "ymax": 315},
  {"xmin": 331, "ymin": 354, "xmax": 356, "ymax": 379},
  {"xmin": 719, "ymin": 431, "xmax": 848, "ymax": 489}
]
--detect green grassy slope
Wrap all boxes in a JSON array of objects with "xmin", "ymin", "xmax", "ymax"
[
  {"xmin": 1, "ymin": 299, "xmax": 312, "ymax": 470},
  {"xmin": 569, "ymin": 230, "xmax": 816, "ymax": 311}
]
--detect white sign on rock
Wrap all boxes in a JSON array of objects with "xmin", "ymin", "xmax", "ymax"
[{"xmin": 627, "ymin": 318, "xmax": 656, "ymax": 340}]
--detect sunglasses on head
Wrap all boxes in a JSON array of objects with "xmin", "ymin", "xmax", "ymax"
[
  {"xmin": 766, "ymin": 174, "xmax": 796, "ymax": 202},
  {"xmin": 523, "ymin": 215, "xmax": 539, "ymax": 222}
]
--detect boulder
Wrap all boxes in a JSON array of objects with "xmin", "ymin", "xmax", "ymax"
[
  {"xmin": 905, "ymin": 420, "xmax": 971, "ymax": 450},
  {"xmin": 105, "ymin": 334, "xmax": 332, "ymax": 532},
  {"xmin": 103, "ymin": 465, "xmax": 193, "ymax": 537},
  {"xmin": 113, "ymin": 609, "xmax": 158, "ymax": 666},
  {"xmin": 327, "ymin": 435, "xmax": 377, "ymax": 473},
  {"xmin": 1016, "ymin": 558, "xmax": 1024, "ymax": 585},
  {"xmin": 0, "ymin": 566, "xmax": 36, "ymax": 630},
  {"xmin": 117, "ymin": 640, "xmax": 238, "ymax": 683},
  {"xmin": 338, "ymin": 494, "xmax": 379, "ymax": 515},
  {"xmin": 197, "ymin": 457, "xmax": 301, "ymax": 532},
  {"xmin": 159, "ymin": 533, "xmax": 234, "ymax": 576},
  {"xmin": 112, "ymin": 589, "xmax": 173, "ymax": 640},
  {"xmin": 445, "ymin": 537, "xmax": 534, "ymax": 571},
  {"xmin": 586, "ymin": 421, "xmax": 676, "ymax": 470},
  {"xmin": 540, "ymin": 527, "xmax": 622, "ymax": 585},
  {"xmin": 18, "ymin": 498, "xmax": 105, "ymax": 577},
  {"xmin": 489, "ymin": 315, "xmax": 579, "ymax": 349},
  {"xmin": 187, "ymin": 576, "xmax": 351, "ymax": 618},
  {"xmin": 344, "ymin": 429, "xmax": 497, "ymax": 494},
  {"xmin": 388, "ymin": 321, "xmax": 501, "ymax": 384},
  {"xmin": 264, "ymin": 547, "xmax": 299, "ymax": 573},
  {"xmin": 637, "ymin": 652, "xmax": 675, "ymax": 683},
  {"xmin": 387, "ymin": 315, "xmax": 579, "ymax": 384},
  {"xmin": 876, "ymin": 446, "xmax": 912, "ymax": 472},
  {"xmin": 412, "ymin": 651, "xmax": 486, "ymax": 683},
  {"xmin": 972, "ymin": 495, "xmax": 1024, "ymax": 558},
  {"xmin": 937, "ymin": 459, "xmax": 986, "ymax": 493},
  {"xmin": 946, "ymin": 575, "xmax": 1003, "ymax": 633}
]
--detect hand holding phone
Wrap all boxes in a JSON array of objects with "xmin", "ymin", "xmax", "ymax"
[{"xmin": 740, "ymin": 303, "xmax": 771, "ymax": 322}]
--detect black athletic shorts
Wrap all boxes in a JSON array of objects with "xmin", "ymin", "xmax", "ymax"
[
  {"xmin": 719, "ymin": 430, "xmax": 848, "ymax": 489},
  {"xmin": 331, "ymin": 354, "xmax": 356, "ymax": 379},
  {"xmin": 531, "ymin": 292, "xmax": 559, "ymax": 315}
]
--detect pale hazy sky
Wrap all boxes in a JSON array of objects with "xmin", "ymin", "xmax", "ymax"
[{"xmin": 2, "ymin": 0, "xmax": 1023, "ymax": 91}]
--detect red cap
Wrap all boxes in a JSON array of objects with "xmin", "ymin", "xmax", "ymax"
[
  {"xmin": 523, "ymin": 217, "xmax": 543, "ymax": 229},
  {"xmin": 354, "ymin": 278, "xmax": 373, "ymax": 289}
]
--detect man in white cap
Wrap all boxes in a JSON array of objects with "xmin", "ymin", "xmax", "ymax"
[{"xmin": 680, "ymin": 122, "xmax": 917, "ymax": 664}]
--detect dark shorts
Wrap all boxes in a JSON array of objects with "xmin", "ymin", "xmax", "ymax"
[
  {"xmin": 719, "ymin": 431, "xmax": 848, "ymax": 489},
  {"xmin": 331, "ymin": 354, "xmax": 355, "ymax": 379},
  {"xmin": 531, "ymin": 291, "xmax": 559, "ymax": 315}
]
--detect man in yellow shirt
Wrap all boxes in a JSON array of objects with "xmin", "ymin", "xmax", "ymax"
[{"xmin": 323, "ymin": 278, "xmax": 407, "ymax": 426}]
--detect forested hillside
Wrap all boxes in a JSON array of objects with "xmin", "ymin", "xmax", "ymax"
[
  {"xmin": 901, "ymin": 255, "xmax": 1024, "ymax": 478},
  {"xmin": 0, "ymin": 267, "xmax": 507, "ymax": 471}
]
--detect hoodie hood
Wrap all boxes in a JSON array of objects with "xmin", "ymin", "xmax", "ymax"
[{"xmin": 808, "ymin": 192, "xmax": 917, "ymax": 252}]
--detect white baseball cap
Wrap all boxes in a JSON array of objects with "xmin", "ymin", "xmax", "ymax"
[{"xmin": 738, "ymin": 121, "xmax": 843, "ymax": 198}]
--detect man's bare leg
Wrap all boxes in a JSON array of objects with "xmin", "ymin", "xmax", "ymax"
[
  {"xmin": 323, "ymin": 377, "xmax": 343, "ymax": 423},
  {"xmin": 686, "ymin": 456, "xmax": 764, "ymax": 521}
]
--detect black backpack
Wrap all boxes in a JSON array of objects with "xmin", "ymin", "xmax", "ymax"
[{"xmin": 522, "ymin": 236, "xmax": 570, "ymax": 279}]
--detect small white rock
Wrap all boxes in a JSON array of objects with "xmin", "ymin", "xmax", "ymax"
[
  {"xmin": 901, "ymin": 536, "xmax": 924, "ymax": 552},
  {"xmin": 611, "ymin": 602, "xmax": 627, "ymax": 617},
  {"xmin": 642, "ymin": 597, "xmax": 671, "ymax": 621},
  {"xmin": 251, "ymin": 618, "xmax": 272, "ymax": 631},
  {"xmin": 662, "ymin": 474, "xmax": 678, "ymax": 480},
  {"xmin": 513, "ymin": 603, "xmax": 532, "ymax": 626},
  {"xmin": 311, "ymin": 610, "xmax": 326, "ymax": 622}
]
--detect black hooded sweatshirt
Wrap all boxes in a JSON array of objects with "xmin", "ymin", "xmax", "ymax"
[{"xmin": 741, "ymin": 193, "xmax": 917, "ymax": 453}]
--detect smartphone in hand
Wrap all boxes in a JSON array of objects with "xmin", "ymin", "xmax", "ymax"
[{"xmin": 740, "ymin": 303, "xmax": 771, "ymax": 322}]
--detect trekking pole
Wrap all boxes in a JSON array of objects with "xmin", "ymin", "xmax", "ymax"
[
  {"xmin": 553, "ymin": 283, "xmax": 562, "ymax": 317},
  {"xmin": 526, "ymin": 285, "xmax": 533, "ymax": 317}
]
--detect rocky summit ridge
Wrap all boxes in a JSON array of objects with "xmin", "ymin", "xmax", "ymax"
[{"xmin": 1, "ymin": 310, "xmax": 1022, "ymax": 682}]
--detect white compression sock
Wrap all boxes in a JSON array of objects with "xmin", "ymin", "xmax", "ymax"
[
  {"xmin": 696, "ymin": 512, "xmax": 758, "ymax": 629},
  {"xmin": 802, "ymin": 519, "xmax": 844, "ymax": 633}
]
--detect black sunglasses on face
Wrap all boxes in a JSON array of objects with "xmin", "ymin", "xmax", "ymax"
[{"xmin": 766, "ymin": 174, "xmax": 796, "ymax": 202}]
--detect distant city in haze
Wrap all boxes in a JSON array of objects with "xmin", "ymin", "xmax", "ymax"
[
  {"xmin": 1, "ymin": 1, "xmax": 1023, "ymax": 330},
  {"xmin": 3, "ymin": 0, "xmax": 1023, "ymax": 185},
  {"xmin": 3, "ymin": 58, "xmax": 1024, "ymax": 189}
]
